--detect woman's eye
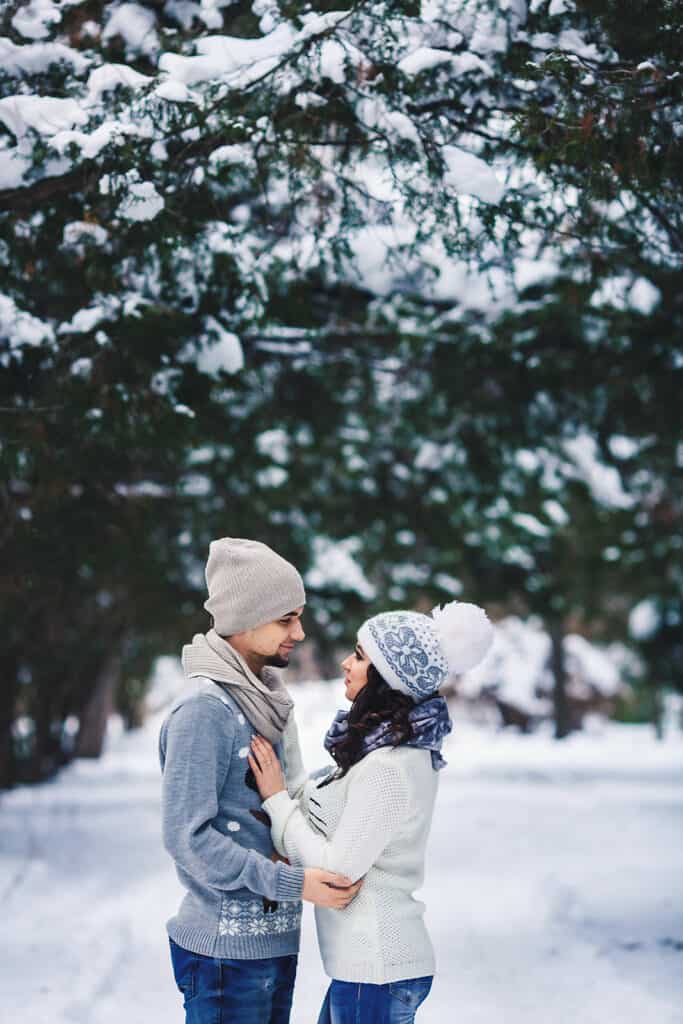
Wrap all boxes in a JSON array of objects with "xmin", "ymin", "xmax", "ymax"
[{"xmin": 354, "ymin": 651, "xmax": 362, "ymax": 660}]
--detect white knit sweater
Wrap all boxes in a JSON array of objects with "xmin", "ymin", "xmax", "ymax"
[{"xmin": 264, "ymin": 742, "xmax": 438, "ymax": 984}]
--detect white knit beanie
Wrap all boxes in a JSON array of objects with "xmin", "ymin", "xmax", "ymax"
[
  {"xmin": 204, "ymin": 538, "xmax": 306, "ymax": 635},
  {"xmin": 358, "ymin": 601, "xmax": 493, "ymax": 701}
]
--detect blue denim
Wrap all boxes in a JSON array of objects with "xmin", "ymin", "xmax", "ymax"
[
  {"xmin": 169, "ymin": 938, "xmax": 297, "ymax": 1024},
  {"xmin": 317, "ymin": 976, "xmax": 433, "ymax": 1024}
]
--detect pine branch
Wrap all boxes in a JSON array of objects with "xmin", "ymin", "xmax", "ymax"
[{"xmin": 0, "ymin": 165, "xmax": 99, "ymax": 213}]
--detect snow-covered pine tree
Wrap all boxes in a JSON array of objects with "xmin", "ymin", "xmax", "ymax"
[{"xmin": 1, "ymin": 0, "xmax": 680, "ymax": 780}]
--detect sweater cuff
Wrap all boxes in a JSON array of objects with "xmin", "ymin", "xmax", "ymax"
[
  {"xmin": 274, "ymin": 862, "xmax": 305, "ymax": 902},
  {"xmin": 263, "ymin": 788, "xmax": 295, "ymax": 818},
  {"xmin": 263, "ymin": 789, "xmax": 296, "ymax": 854}
]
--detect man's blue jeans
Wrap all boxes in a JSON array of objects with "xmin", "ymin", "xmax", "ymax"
[
  {"xmin": 169, "ymin": 938, "xmax": 297, "ymax": 1024},
  {"xmin": 317, "ymin": 976, "xmax": 433, "ymax": 1024}
]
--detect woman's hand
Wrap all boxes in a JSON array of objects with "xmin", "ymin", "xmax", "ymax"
[{"xmin": 248, "ymin": 736, "xmax": 287, "ymax": 800}]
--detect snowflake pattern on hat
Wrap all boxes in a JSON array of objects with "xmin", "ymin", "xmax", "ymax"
[{"xmin": 365, "ymin": 611, "xmax": 448, "ymax": 699}]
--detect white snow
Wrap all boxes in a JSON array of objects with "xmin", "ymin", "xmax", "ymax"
[
  {"xmin": 0, "ymin": 38, "xmax": 89, "ymax": 75},
  {"xmin": 629, "ymin": 599, "xmax": 660, "ymax": 641},
  {"xmin": 629, "ymin": 278, "xmax": 661, "ymax": 314},
  {"xmin": 164, "ymin": 0, "xmax": 202, "ymax": 30},
  {"xmin": 159, "ymin": 23, "xmax": 296, "ymax": 86},
  {"xmin": 306, "ymin": 536, "xmax": 377, "ymax": 600},
  {"xmin": 256, "ymin": 466, "xmax": 288, "ymax": 488},
  {"xmin": 256, "ymin": 428, "xmax": 289, "ymax": 463},
  {"xmin": 0, "ymin": 95, "xmax": 87, "ymax": 140},
  {"xmin": 451, "ymin": 52, "xmax": 493, "ymax": 76},
  {"xmin": 70, "ymin": 357, "xmax": 93, "ymax": 378},
  {"xmin": 399, "ymin": 47, "xmax": 453, "ymax": 80},
  {"xmin": 115, "ymin": 481, "xmax": 170, "ymax": 497},
  {"xmin": 460, "ymin": 616, "xmax": 550, "ymax": 715},
  {"xmin": 294, "ymin": 91, "xmax": 328, "ymax": 109},
  {"xmin": 208, "ymin": 143, "xmax": 253, "ymax": 167},
  {"xmin": 180, "ymin": 473, "xmax": 211, "ymax": 496},
  {"xmin": 515, "ymin": 449, "xmax": 540, "ymax": 472},
  {"xmin": 459, "ymin": 617, "xmax": 628, "ymax": 716},
  {"xmin": 317, "ymin": 37, "xmax": 350, "ymax": 84},
  {"xmin": 11, "ymin": 0, "xmax": 62, "ymax": 40},
  {"xmin": 58, "ymin": 298, "xmax": 120, "ymax": 335},
  {"xmin": 158, "ymin": 12, "xmax": 356, "ymax": 89},
  {"xmin": 62, "ymin": 220, "xmax": 109, "ymax": 248},
  {"xmin": 590, "ymin": 275, "xmax": 661, "ymax": 315},
  {"xmin": 117, "ymin": 180, "xmax": 165, "ymax": 222},
  {"xmin": 563, "ymin": 434, "xmax": 636, "ymax": 510},
  {"xmin": 52, "ymin": 122, "xmax": 145, "ymax": 161},
  {"xmin": 543, "ymin": 499, "xmax": 569, "ymax": 526},
  {"xmin": 0, "ymin": 293, "xmax": 55, "ymax": 364},
  {"xmin": 415, "ymin": 440, "xmax": 457, "ymax": 470},
  {"xmin": 511, "ymin": 439, "xmax": 637, "ymax": 508},
  {"xmin": 564, "ymin": 633, "xmax": 622, "ymax": 698},
  {"xmin": 608, "ymin": 435, "xmax": 641, "ymax": 460},
  {"xmin": 154, "ymin": 80, "xmax": 193, "ymax": 103},
  {"xmin": 102, "ymin": 3, "xmax": 160, "ymax": 58},
  {"xmin": 442, "ymin": 146, "xmax": 505, "ymax": 204},
  {"xmin": 87, "ymin": 64, "xmax": 153, "ymax": 102},
  {"xmin": 433, "ymin": 572, "xmax": 463, "ymax": 596},
  {"xmin": 0, "ymin": 674, "xmax": 681, "ymax": 1024},
  {"xmin": 193, "ymin": 317, "xmax": 244, "ymax": 375},
  {"xmin": 512, "ymin": 512, "xmax": 551, "ymax": 537}
]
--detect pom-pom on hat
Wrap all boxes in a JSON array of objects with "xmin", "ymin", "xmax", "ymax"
[
  {"xmin": 358, "ymin": 601, "xmax": 493, "ymax": 701},
  {"xmin": 204, "ymin": 537, "xmax": 305, "ymax": 636}
]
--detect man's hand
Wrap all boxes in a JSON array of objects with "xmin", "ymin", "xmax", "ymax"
[
  {"xmin": 302, "ymin": 868, "xmax": 363, "ymax": 909},
  {"xmin": 248, "ymin": 736, "xmax": 287, "ymax": 799}
]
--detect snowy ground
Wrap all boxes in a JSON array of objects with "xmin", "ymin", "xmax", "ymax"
[{"xmin": 1, "ymin": 677, "xmax": 682, "ymax": 1024}]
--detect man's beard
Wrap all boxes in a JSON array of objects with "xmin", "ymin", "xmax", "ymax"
[{"xmin": 264, "ymin": 653, "xmax": 289, "ymax": 668}]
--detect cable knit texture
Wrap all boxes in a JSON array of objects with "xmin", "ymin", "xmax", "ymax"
[
  {"xmin": 159, "ymin": 678, "xmax": 305, "ymax": 959},
  {"xmin": 264, "ymin": 745, "xmax": 439, "ymax": 984}
]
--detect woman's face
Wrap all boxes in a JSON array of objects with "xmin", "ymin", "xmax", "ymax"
[{"xmin": 341, "ymin": 641, "xmax": 371, "ymax": 702}]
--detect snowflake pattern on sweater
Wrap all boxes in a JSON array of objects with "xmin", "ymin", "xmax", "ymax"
[{"xmin": 218, "ymin": 897, "xmax": 302, "ymax": 938}]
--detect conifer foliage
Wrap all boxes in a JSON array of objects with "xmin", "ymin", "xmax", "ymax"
[{"xmin": 1, "ymin": 0, "xmax": 680, "ymax": 782}]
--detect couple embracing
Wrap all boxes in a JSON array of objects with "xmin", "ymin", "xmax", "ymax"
[{"xmin": 160, "ymin": 538, "xmax": 493, "ymax": 1023}]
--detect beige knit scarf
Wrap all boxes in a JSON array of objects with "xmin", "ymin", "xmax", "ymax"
[{"xmin": 181, "ymin": 629, "xmax": 294, "ymax": 744}]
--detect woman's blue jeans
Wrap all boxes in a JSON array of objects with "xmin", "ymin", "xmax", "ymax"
[
  {"xmin": 169, "ymin": 938, "xmax": 297, "ymax": 1024},
  {"xmin": 317, "ymin": 976, "xmax": 433, "ymax": 1024}
]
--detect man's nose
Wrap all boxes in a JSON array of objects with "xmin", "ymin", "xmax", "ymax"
[{"xmin": 291, "ymin": 620, "xmax": 305, "ymax": 641}]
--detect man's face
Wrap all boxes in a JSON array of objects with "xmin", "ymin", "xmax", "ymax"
[{"xmin": 232, "ymin": 607, "xmax": 305, "ymax": 667}]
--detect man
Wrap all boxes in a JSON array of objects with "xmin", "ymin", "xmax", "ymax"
[{"xmin": 160, "ymin": 537, "xmax": 360, "ymax": 1024}]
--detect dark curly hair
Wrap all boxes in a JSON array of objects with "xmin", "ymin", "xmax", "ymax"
[{"xmin": 318, "ymin": 664, "xmax": 415, "ymax": 787}]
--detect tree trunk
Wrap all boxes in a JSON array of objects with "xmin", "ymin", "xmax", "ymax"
[
  {"xmin": 75, "ymin": 652, "xmax": 121, "ymax": 758},
  {"xmin": 549, "ymin": 620, "xmax": 571, "ymax": 740},
  {"xmin": 32, "ymin": 691, "xmax": 61, "ymax": 782},
  {"xmin": 652, "ymin": 684, "xmax": 664, "ymax": 741},
  {"xmin": 0, "ymin": 654, "xmax": 18, "ymax": 789}
]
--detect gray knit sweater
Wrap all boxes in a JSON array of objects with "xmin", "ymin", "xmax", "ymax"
[{"xmin": 159, "ymin": 678, "xmax": 306, "ymax": 958}]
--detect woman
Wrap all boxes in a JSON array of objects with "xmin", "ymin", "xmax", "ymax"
[{"xmin": 248, "ymin": 600, "xmax": 493, "ymax": 1023}]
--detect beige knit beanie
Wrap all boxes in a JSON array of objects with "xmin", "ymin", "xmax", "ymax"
[{"xmin": 204, "ymin": 538, "xmax": 305, "ymax": 635}]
